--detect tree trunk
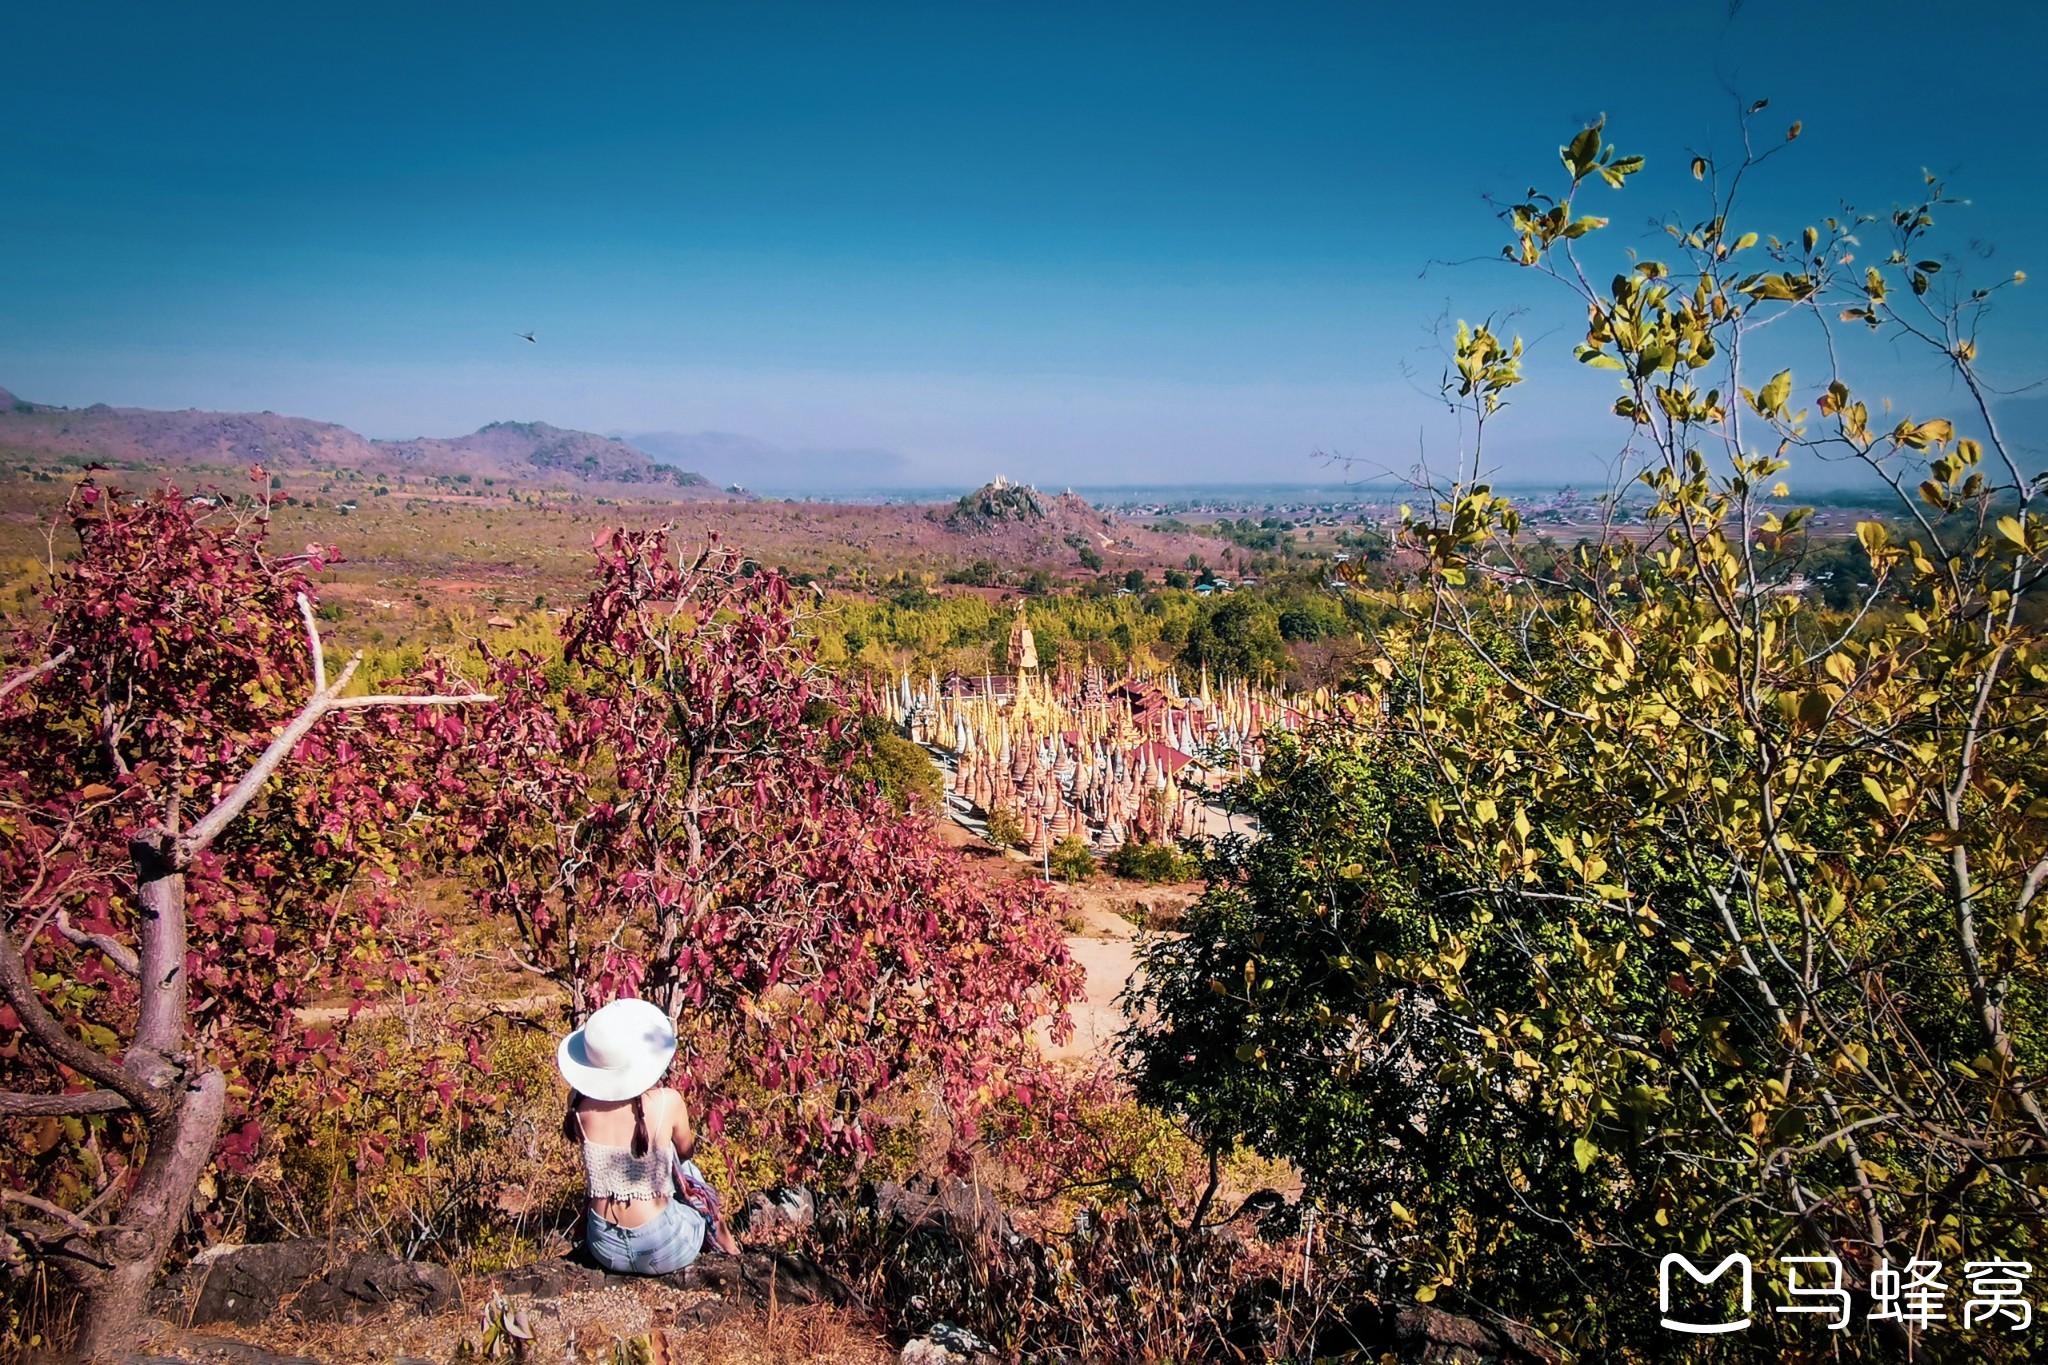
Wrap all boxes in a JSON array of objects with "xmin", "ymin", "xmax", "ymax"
[
  {"xmin": 67, "ymin": 859, "xmax": 219, "ymax": 1359},
  {"xmin": 72, "ymin": 1067, "xmax": 226, "ymax": 1359}
]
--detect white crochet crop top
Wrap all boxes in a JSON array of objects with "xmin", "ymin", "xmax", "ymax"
[{"xmin": 581, "ymin": 1135, "xmax": 675, "ymax": 1202}]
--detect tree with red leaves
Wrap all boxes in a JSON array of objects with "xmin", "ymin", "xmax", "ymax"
[
  {"xmin": 0, "ymin": 482, "xmax": 491, "ymax": 1356},
  {"xmin": 470, "ymin": 529, "xmax": 1082, "ymax": 1170}
]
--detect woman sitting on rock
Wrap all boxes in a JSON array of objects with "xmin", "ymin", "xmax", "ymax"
[{"xmin": 558, "ymin": 998, "xmax": 742, "ymax": 1274}]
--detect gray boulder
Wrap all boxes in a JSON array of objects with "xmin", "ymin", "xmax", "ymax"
[
  {"xmin": 189, "ymin": 1241, "xmax": 329, "ymax": 1327},
  {"xmin": 660, "ymin": 1248, "xmax": 848, "ymax": 1307},
  {"xmin": 899, "ymin": 1321, "xmax": 998, "ymax": 1365},
  {"xmin": 489, "ymin": 1259, "xmax": 608, "ymax": 1299},
  {"xmin": 741, "ymin": 1185, "xmax": 816, "ymax": 1239}
]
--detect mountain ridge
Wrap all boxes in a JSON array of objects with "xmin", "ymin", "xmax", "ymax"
[{"xmin": 0, "ymin": 388, "xmax": 736, "ymax": 498}]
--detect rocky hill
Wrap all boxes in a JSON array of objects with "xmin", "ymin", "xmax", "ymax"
[
  {"xmin": 0, "ymin": 386, "xmax": 733, "ymax": 497},
  {"xmin": 376, "ymin": 421, "xmax": 722, "ymax": 491},
  {"xmin": 944, "ymin": 476, "xmax": 1053, "ymax": 530},
  {"xmin": 929, "ymin": 478, "xmax": 1220, "ymax": 567}
]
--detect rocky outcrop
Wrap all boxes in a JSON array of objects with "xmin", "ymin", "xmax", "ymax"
[
  {"xmin": 182, "ymin": 1244, "xmax": 456, "ymax": 1329},
  {"xmin": 868, "ymin": 1176, "xmax": 1018, "ymax": 1250},
  {"xmin": 187, "ymin": 1241, "xmax": 329, "ymax": 1327},
  {"xmin": 945, "ymin": 479, "xmax": 1052, "ymax": 531},
  {"xmin": 1385, "ymin": 1304, "xmax": 1564, "ymax": 1364},
  {"xmin": 483, "ymin": 1245, "xmax": 848, "ymax": 1311},
  {"xmin": 666, "ymin": 1248, "xmax": 847, "ymax": 1307},
  {"xmin": 290, "ymin": 1253, "xmax": 456, "ymax": 1323},
  {"xmin": 159, "ymin": 1208, "xmax": 1556, "ymax": 1365}
]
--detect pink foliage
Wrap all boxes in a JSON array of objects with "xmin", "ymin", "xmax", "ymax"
[
  {"xmin": 1, "ymin": 482, "xmax": 490, "ymax": 1197},
  {"xmin": 468, "ymin": 528, "xmax": 1082, "ymax": 1168}
]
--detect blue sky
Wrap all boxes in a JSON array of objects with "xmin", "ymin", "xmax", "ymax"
[{"xmin": 4, "ymin": 1, "xmax": 2045, "ymax": 489}]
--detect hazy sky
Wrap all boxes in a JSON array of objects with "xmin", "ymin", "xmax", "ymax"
[{"xmin": 5, "ymin": 1, "xmax": 2045, "ymax": 489}]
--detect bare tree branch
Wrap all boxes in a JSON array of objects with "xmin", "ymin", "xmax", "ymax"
[
  {"xmin": 329, "ymin": 692, "xmax": 497, "ymax": 710},
  {"xmin": 176, "ymin": 642, "xmax": 493, "ymax": 861},
  {"xmin": 0, "ymin": 646, "xmax": 74, "ymax": 705},
  {"xmin": 0, "ymin": 917, "xmax": 150, "ymax": 1112},
  {"xmin": 0, "ymin": 1088, "xmax": 130, "ymax": 1117},
  {"xmin": 0, "ymin": 1189, "xmax": 99, "ymax": 1237},
  {"xmin": 296, "ymin": 591, "xmax": 327, "ymax": 696},
  {"xmin": 52, "ymin": 910, "xmax": 140, "ymax": 977}
]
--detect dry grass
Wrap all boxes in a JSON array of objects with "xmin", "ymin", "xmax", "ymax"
[
  {"xmin": 668, "ymin": 1307, "xmax": 894, "ymax": 1365},
  {"xmin": 136, "ymin": 1277, "xmax": 893, "ymax": 1365}
]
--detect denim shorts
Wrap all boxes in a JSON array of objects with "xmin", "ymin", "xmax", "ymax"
[{"xmin": 585, "ymin": 1191, "xmax": 707, "ymax": 1275}]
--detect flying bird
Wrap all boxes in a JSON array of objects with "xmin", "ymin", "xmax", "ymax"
[{"xmin": 516, "ymin": 332, "xmax": 537, "ymax": 343}]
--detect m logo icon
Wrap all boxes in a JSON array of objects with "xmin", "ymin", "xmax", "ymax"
[{"xmin": 1660, "ymin": 1253, "xmax": 1754, "ymax": 1334}]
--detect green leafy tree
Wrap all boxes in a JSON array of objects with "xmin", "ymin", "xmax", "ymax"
[
  {"xmin": 1275, "ymin": 595, "xmax": 1346, "ymax": 643},
  {"xmin": 838, "ymin": 710, "xmax": 944, "ymax": 813},
  {"xmin": 985, "ymin": 805, "xmax": 1027, "ymax": 851},
  {"xmin": 1182, "ymin": 597, "xmax": 1287, "ymax": 680},
  {"xmin": 1128, "ymin": 113, "xmax": 2048, "ymax": 1361}
]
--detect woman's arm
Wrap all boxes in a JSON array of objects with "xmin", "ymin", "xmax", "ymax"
[{"xmin": 667, "ymin": 1090, "xmax": 699, "ymax": 1160}]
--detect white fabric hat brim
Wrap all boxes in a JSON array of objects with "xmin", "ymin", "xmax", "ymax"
[{"xmin": 555, "ymin": 1016, "xmax": 677, "ymax": 1102}]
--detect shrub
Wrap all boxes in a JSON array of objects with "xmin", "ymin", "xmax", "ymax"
[
  {"xmin": 243, "ymin": 1017, "xmax": 567, "ymax": 1266},
  {"xmin": 1106, "ymin": 838, "xmax": 1197, "ymax": 884},
  {"xmin": 1048, "ymin": 834, "xmax": 1097, "ymax": 883},
  {"xmin": 1129, "ymin": 114, "xmax": 2048, "ymax": 1360},
  {"xmin": 848, "ymin": 711, "xmax": 944, "ymax": 813},
  {"xmin": 984, "ymin": 805, "xmax": 1027, "ymax": 850}
]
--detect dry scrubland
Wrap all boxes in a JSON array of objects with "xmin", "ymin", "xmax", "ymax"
[{"xmin": 0, "ymin": 473, "xmax": 1249, "ymax": 649}]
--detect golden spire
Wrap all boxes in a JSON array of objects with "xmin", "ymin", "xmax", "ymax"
[{"xmin": 1007, "ymin": 599, "xmax": 1039, "ymax": 673}]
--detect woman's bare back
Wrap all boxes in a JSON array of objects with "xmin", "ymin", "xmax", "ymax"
[{"xmin": 578, "ymin": 1086, "xmax": 683, "ymax": 1149}]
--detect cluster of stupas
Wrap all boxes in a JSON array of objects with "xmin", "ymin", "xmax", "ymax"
[{"xmin": 877, "ymin": 604, "xmax": 1328, "ymax": 858}]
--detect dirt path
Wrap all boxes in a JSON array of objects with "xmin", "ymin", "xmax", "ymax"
[{"xmin": 1045, "ymin": 895, "xmax": 1144, "ymax": 1060}]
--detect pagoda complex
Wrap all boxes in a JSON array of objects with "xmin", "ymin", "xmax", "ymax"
[{"xmin": 885, "ymin": 604, "xmax": 1328, "ymax": 860}]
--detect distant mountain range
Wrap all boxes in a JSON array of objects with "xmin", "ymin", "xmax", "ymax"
[
  {"xmin": 0, "ymin": 386, "xmax": 736, "ymax": 498},
  {"xmin": 620, "ymin": 430, "xmax": 912, "ymax": 493}
]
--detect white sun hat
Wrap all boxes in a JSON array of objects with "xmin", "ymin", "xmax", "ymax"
[{"xmin": 556, "ymin": 998, "xmax": 678, "ymax": 1102}]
